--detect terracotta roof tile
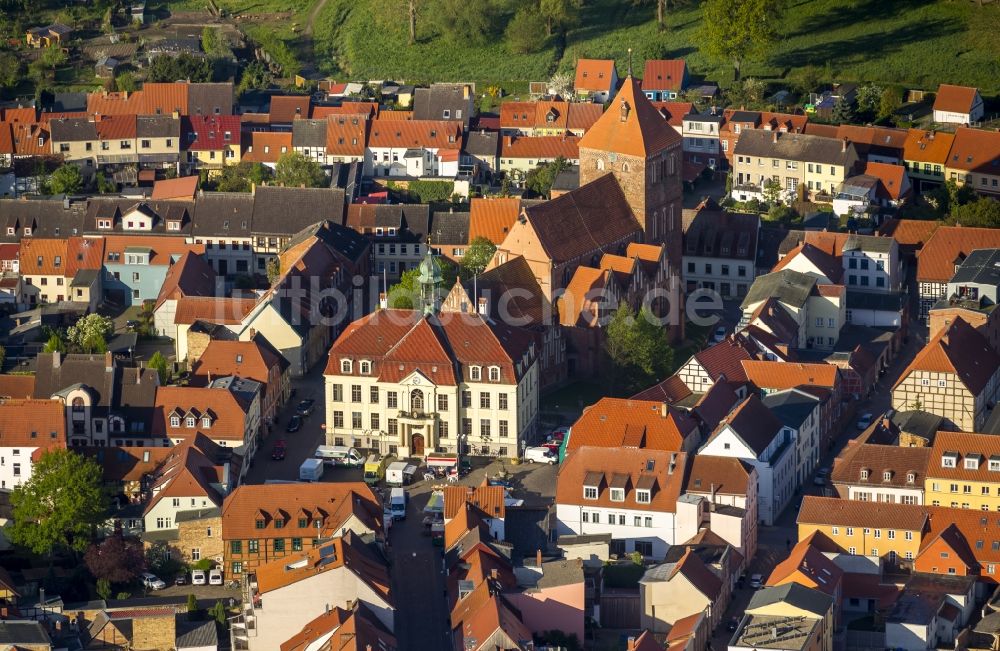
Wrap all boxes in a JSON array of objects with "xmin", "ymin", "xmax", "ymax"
[
  {"xmin": 574, "ymin": 58, "xmax": 616, "ymax": 91},
  {"xmin": 878, "ymin": 218, "xmax": 939, "ymax": 250},
  {"xmin": 173, "ymin": 296, "xmax": 257, "ymax": 325},
  {"xmin": 0, "ymin": 399, "xmax": 67, "ymax": 448},
  {"xmin": 152, "ymin": 385, "xmax": 251, "ymax": 442},
  {"xmin": 916, "ymin": 224, "xmax": 1000, "ymax": 282},
  {"xmin": 685, "ymin": 455, "xmax": 753, "ymax": 497},
  {"xmin": 140, "ymin": 83, "xmax": 189, "ymax": 115},
  {"xmin": 3, "ymin": 107, "xmax": 36, "ymax": 123},
  {"xmin": 0, "ymin": 374, "xmax": 36, "ymax": 399},
  {"xmin": 325, "ymin": 114, "xmax": 368, "ymax": 156},
  {"xmin": 927, "ymin": 431, "xmax": 1000, "ymax": 483},
  {"xmin": 893, "ymin": 316, "xmax": 1000, "ymax": 395},
  {"xmin": 933, "ymin": 84, "xmax": 980, "ymax": 114},
  {"xmin": 903, "ymin": 128, "xmax": 955, "ymax": 165},
  {"xmin": 631, "ymin": 374, "xmax": 692, "ymax": 404},
  {"xmin": 766, "ymin": 537, "xmax": 843, "ymax": 596},
  {"xmin": 557, "ymin": 446, "xmax": 686, "ymax": 512},
  {"xmin": 831, "ymin": 443, "xmax": 931, "ymax": 487},
  {"xmin": 865, "ymin": 161, "xmax": 909, "ymax": 201},
  {"xmin": 797, "ymin": 495, "xmax": 927, "ymax": 531},
  {"xmin": 558, "ymin": 266, "xmax": 609, "ymax": 326},
  {"xmin": 151, "ymin": 175, "xmax": 199, "ymax": 201},
  {"xmin": 0, "ymin": 123, "xmax": 12, "ymax": 154},
  {"xmin": 923, "ymin": 506, "xmax": 1000, "ymax": 565},
  {"xmin": 569, "ymin": 397, "xmax": 697, "ymax": 451},
  {"xmin": 368, "ymin": 119, "xmax": 461, "ymax": 149},
  {"xmin": 222, "ymin": 482, "xmax": 382, "ymax": 541},
  {"xmin": 772, "ymin": 242, "xmax": 843, "ymax": 282},
  {"xmin": 243, "ymin": 131, "xmax": 292, "ymax": 163},
  {"xmin": 468, "ymin": 198, "xmax": 521, "ymax": 244},
  {"xmin": 443, "ymin": 485, "xmax": 507, "ymax": 520},
  {"xmin": 102, "ymin": 235, "xmax": 204, "ymax": 266},
  {"xmin": 521, "ymin": 173, "xmax": 641, "ymax": 264},
  {"xmin": 666, "ymin": 549, "xmax": 723, "ymax": 600},
  {"xmin": 650, "ymin": 101, "xmax": 693, "ymax": 128},
  {"xmin": 18, "ymin": 238, "xmax": 68, "ymax": 275},
  {"xmin": 10, "ymin": 122, "xmax": 50, "ymax": 155},
  {"xmin": 742, "ymin": 360, "xmax": 839, "ymax": 391},
  {"xmin": 269, "ymin": 95, "xmax": 311, "ymax": 123},
  {"xmin": 579, "ymin": 77, "xmax": 681, "ymax": 158},
  {"xmin": 642, "ymin": 59, "xmax": 687, "ymax": 92},
  {"xmin": 191, "ymin": 338, "xmax": 286, "ymax": 387},
  {"xmin": 691, "ymin": 337, "xmax": 758, "ymax": 383},
  {"xmin": 947, "ymin": 126, "xmax": 1000, "ymax": 173}
]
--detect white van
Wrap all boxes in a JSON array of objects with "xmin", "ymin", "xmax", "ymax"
[
  {"xmin": 208, "ymin": 568, "xmax": 223, "ymax": 586},
  {"xmin": 314, "ymin": 445, "xmax": 364, "ymax": 467},
  {"xmin": 191, "ymin": 570, "xmax": 206, "ymax": 585},
  {"xmin": 390, "ymin": 487, "xmax": 407, "ymax": 520},
  {"xmin": 524, "ymin": 446, "xmax": 557, "ymax": 464},
  {"xmin": 299, "ymin": 458, "xmax": 324, "ymax": 481},
  {"xmin": 386, "ymin": 461, "xmax": 409, "ymax": 486}
]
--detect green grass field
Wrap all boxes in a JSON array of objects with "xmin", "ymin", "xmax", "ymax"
[{"xmin": 165, "ymin": 0, "xmax": 1000, "ymax": 94}]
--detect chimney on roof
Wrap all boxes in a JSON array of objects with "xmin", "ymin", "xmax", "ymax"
[
  {"xmin": 842, "ymin": 137, "xmax": 848, "ymax": 152},
  {"xmin": 710, "ymin": 482, "xmax": 717, "ymax": 505},
  {"xmin": 772, "ymin": 130, "xmax": 778, "ymax": 144},
  {"xmin": 536, "ymin": 548, "xmax": 543, "ymax": 567},
  {"xmin": 477, "ymin": 296, "xmax": 488, "ymax": 318},
  {"xmin": 105, "ymin": 352, "xmax": 113, "ymax": 373},
  {"xmin": 491, "ymin": 568, "xmax": 498, "ymax": 579},
  {"xmin": 660, "ymin": 402, "xmax": 667, "ymax": 418},
  {"xmin": 379, "ymin": 292, "xmax": 388, "ymax": 309},
  {"xmin": 627, "ymin": 637, "xmax": 637, "ymax": 651},
  {"xmin": 52, "ymin": 351, "xmax": 61, "ymax": 369}
]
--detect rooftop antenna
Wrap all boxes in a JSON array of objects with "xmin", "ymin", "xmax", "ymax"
[{"xmin": 627, "ymin": 48, "xmax": 633, "ymax": 77}]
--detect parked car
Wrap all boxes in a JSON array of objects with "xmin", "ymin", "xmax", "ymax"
[
  {"xmin": 749, "ymin": 574, "xmax": 763, "ymax": 589},
  {"xmin": 208, "ymin": 569, "xmax": 223, "ymax": 586},
  {"xmin": 856, "ymin": 412, "xmax": 873, "ymax": 430},
  {"xmin": 711, "ymin": 325, "xmax": 727, "ymax": 343},
  {"xmin": 286, "ymin": 416, "xmax": 302, "ymax": 433},
  {"xmin": 174, "ymin": 574, "xmax": 187, "ymax": 586},
  {"xmin": 192, "ymin": 570, "xmax": 207, "ymax": 585},
  {"xmin": 272, "ymin": 440, "xmax": 287, "ymax": 460},
  {"xmin": 727, "ymin": 616, "xmax": 740, "ymax": 632},
  {"xmin": 295, "ymin": 399, "xmax": 315, "ymax": 416},
  {"xmin": 140, "ymin": 573, "xmax": 166, "ymax": 590}
]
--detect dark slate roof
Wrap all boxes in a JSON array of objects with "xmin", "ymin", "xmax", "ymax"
[
  {"xmin": 307, "ymin": 220, "xmax": 370, "ymax": 265},
  {"xmin": 756, "ymin": 226, "xmax": 790, "ymax": 270},
  {"xmin": 843, "ymin": 233, "xmax": 894, "ymax": 254},
  {"xmin": 50, "ymin": 117, "xmax": 98, "ymax": 141},
  {"xmin": 191, "ymin": 192, "xmax": 254, "ymax": 237},
  {"xmin": 82, "ymin": 199, "xmax": 194, "ymax": 236},
  {"xmin": 413, "ymin": 84, "xmax": 472, "ymax": 126},
  {"xmin": 762, "ymin": 389, "xmax": 820, "ymax": 429},
  {"xmin": 741, "ymin": 269, "xmax": 817, "ymax": 309},
  {"xmin": 176, "ymin": 618, "xmax": 218, "ymax": 648},
  {"xmin": 951, "ymin": 248, "xmax": 1000, "ymax": 286},
  {"xmin": 729, "ymin": 110, "xmax": 760, "ymax": 123},
  {"xmin": 893, "ymin": 410, "xmax": 944, "ymax": 438},
  {"xmin": 251, "ymin": 186, "xmax": 346, "ymax": 235},
  {"xmin": 551, "ymin": 165, "xmax": 580, "ymax": 193},
  {"xmin": 187, "ymin": 82, "xmax": 234, "ymax": 116},
  {"xmin": 292, "ymin": 119, "xmax": 328, "ymax": 148},
  {"xmin": 747, "ymin": 582, "xmax": 833, "ymax": 617},
  {"xmin": 734, "ymin": 130, "xmax": 859, "ymax": 167},
  {"xmin": 464, "ymin": 130, "xmax": 498, "ymax": 157},
  {"xmin": 0, "ymin": 198, "xmax": 88, "ymax": 242},
  {"xmin": 429, "ymin": 210, "xmax": 470, "ymax": 245},
  {"xmin": 137, "ymin": 116, "xmax": 180, "ymax": 138},
  {"xmin": 713, "ymin": 394, "xmax": 784, "ymax": 457},
  {"xmin": 50, "ymin": 92, "xmax": 88, "ymax": 112},
  {"xmin": 846, "ymin": 290, "xmax": 906, "ymax": 311},
  {"xmin": 0, "ymin": 620, "xmax": 51, "ymax": 645},
  {"xmin": 682, "ymin": 201, "xmax": 759, "ymax": 261}
]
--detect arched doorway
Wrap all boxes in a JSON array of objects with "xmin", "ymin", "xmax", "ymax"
[{"xmin": 411, "ymin": 432, "xmax": 425, "ymax": 457}]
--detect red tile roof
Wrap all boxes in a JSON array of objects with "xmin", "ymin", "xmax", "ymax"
[
  {"xmin": 916, "ymin": 224, "xmax": 1000, "ymax": 282},
  {"xmin": 94, "ymin": 114, "xmax": 136, "ymax": 139},
  {"xmin": 468, "ymin": 197, "xmax": 521, "ymax": 244},
  {"xmin": 926, "ymin": 431, "xmax": 1000, "ymax": 483},
  {"xmin": 685, "ymin": 455, "xmax": 753, "ymax": 497},
  {"xmin": 0, "ymin": 123, "xmax": 13, "ymax": 154},
  {"xmin": 797, "ymin": 495, "xmax": 928, "ymax": 531},
  {"xmin": 893, "ymin": 316, "xmax": 1000, "ymax": 395},
  {"xmin": 18, "ymin": 238, "xmax": 68, "ymax": 275},
  {"xmin": 650, "ymin": 101, "xmax": 694, "ymax": 128},
  {"xmin": 574, "ymin": 58, "xmax": 617, "ymax": 91},
  {"xmin": 772, "ymin": 242, "xmax": 843, "ymax": 282},
  {"xmin": 558, "ymin": 266, "xmax": 609, "ymax": 327},
  {"xmin": 151, "ymin": 175, "xmax": 199, "ymax": 201},
  {"xmin": 3, "ymin": 107, "xmax": 36, "ymax": 123},
  {"xmin": 0, "ymin": 399, "xmax": 67, "ymax": 449},
  {"xmin": 152, "ymin": 385, "xmax": 251, "ymax": 442},
  {"xmin": 243, "ymin": 131, "xmax": 293, "ymax": 163},
  {"xmin": 878, "ymin": 218, "xmax": 939, "ymax": 250},
  {"xmin": 10, "ymin": 122, "xmax": 50, "ymax": 155},
  {"xmin": 767, "ymin": 537, "xmax": 843, "ymax": 596},
  {"xmin": 325, "ymin": 114, "xmax": 368, "ymax": 156},
  {"xmin": 501, "ymin": 134, "xmax": 579, "ymax": 160},
  {"xmin": 102, "ymin": 235, "xmax": 204, "ymax": 266},
  {"xmin": 742, "ymin": 360, "xmax": 839, "ymax": 391},
  {"xmin": 642, "ymin": 59, "xmax": 686, "ymax": 92},
  {"xmin": 831, "ymin": 443, "xmax": 931, "ymax": 487},
  {"xmin": 631, "ymin": 374, "xmax": 693, "ymax": 404},
  {"xmin": 269, "ymin": 95, "xmax": 311, "ymax": 123},
  {"xmin": 691, "ymin": 337, "xmax": 757, "ymax": 383},
  {"xmin": 191, "ymin": 338, "xmax": 286, "ymax": 387},
  {"xmin": 153, "ymin": 250, "xmax": 217, "ymax": 310},
  {"xmin": 173, "ymin": 296, "xmax": 257, "ymax": 325},
  {"xmin": 140, "ymin": 83, "xmax": 189, "ymax": 115},
  {"xmin": 443, "ymin": 484, "xmax": 507, "ymax": 520},
  {"xmin": 903, "ymin": 128, "xmax": 954, "ymax": 165},
  {"xmin": 579, "ymin": 77, "xmax": 681, "ymax": 158},
  {"xmin": 556, "ymin": 445, "xmax": 687, "ymax": 512},
  {"xmin": 947, "ymin": 126, "xmax": 1000, "ymax": 174},
  {"xmin": 0, "ymin": 374, "xmax": 36, "ymax": 399},
  {"xmin": 368, "ymin": 119, "xmax": 461, "ymax": 149},
  {"xmin": 183, "ymin": 115, "xmax": 240, "ymax": 151},
  {"xmin": 933, "ymin": 84, "xmax": 980, "ymax": 114},
  {"xmin": 568, "ymin": 397, "xmax": 697, "ymax": 452},
  {"xmin": 865, "ymin": 161, "xmax": 909, "ymax": 201}
]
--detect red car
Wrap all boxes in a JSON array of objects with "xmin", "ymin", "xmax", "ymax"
[{"xmin": 271, "ymin": 440, "xmax": 287, "ymax": 460}]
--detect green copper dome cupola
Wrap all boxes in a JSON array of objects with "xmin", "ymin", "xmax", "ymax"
[{"xmin": 417, "ymin": 240, "xmax": 443, "ymax": 315}]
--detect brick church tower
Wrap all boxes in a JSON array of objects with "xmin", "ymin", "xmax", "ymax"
[
  {"xmin": 578, "ymin": 72, "xmax": 685, "ymax": 338},
  {"xmin": 578, "ymin": 73, "xmax": 684, "ymax": 274}
]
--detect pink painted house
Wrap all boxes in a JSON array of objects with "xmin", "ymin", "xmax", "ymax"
[{"xmin": 509, "ymin": 555, "xmax": 585, "ymax": 642}]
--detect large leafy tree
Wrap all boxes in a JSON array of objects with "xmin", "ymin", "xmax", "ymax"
[
  {"xmin": 215, "ymin": 161, "xmax": 272, "ymax": 192},
  {"xmin": 700, "ymin": 0, "xmax": 783, "ymax": 81},
  {"xmin": 949, "ymin": 197, "xmax": 1000, "ymax": 228},
  {"xmin": 539, "ymin": 0, "xmax": 580, "ymax": 36},
  {"xmin": 387, "ymin": 268, "xmax": 421, "ymax": 310},
  {"xmin": 67, "ymin": 313, "xmax": 114, "ymax": 353},
  {"xmin": 604, "ymin": 303, "xmax": 674, "ymax": 395},
  {"xmin": 48, "ymin": 164, "xmax": 83, "ymax": 195},
  {"xmin": 84, "ymin": 535, "xmax": 146, "ymax": 583},
  {"xmin": 10, "ymin": 449, "xmax": 108, "ymax": 555},
  {"xmin": 432, "ymin": 0, "xmax": 498, "ymax": 44},
  {"xmin": 148, "ymin": 351, "xmax": 170, "ymax": 385},
  {"xmin": 460, "ymin": 237, "xmax": 497, "ymax": 278},
  {"xmin": 524, "ymin": 156, "xmax": 570, "ymax": 198},
  {"xmin": 0, "ymin": 51, "xmax": 20, "ymax": 90},
  {"xmin": 274, "ymin": 151, "xmax": 326, "ymax": 188}
]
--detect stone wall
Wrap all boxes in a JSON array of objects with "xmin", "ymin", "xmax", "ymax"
[{"xmin": 131, "ymin": 614, "xmax": 177, "ymax": 651}]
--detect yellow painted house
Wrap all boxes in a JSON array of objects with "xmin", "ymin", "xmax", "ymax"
[
  {"xmin": 183, "ymin": 115, "xmax": 242, "ymax": 173},
  {"xmin": 797, "ymin": 496, "xmax": 926, "ymax": 563},
  {"xmin": 925, "ymin": 430, "xmax": 1000, "ymax": 510}
]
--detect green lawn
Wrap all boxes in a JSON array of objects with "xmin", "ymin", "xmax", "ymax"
[{"xmin": 281, "ymin": 0, "xmax": 1000, "ymax": 93}]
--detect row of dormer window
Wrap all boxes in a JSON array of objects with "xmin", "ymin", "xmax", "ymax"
[
  {"xmin": 169, "ymin": 415, "xmax": 213, "ymax": 429},
  {"xmin": 339, "ymin": 358, "xmax": 502, "ymax": 382},
  {"xmin": 858, "ymin": 468, "xmax": 917, "ymax": 483},
  {"xmin": 941, "ymin": 452, "xmax": 1000, "ymax": 471},
  {"xmin": 583, "ymin": 485, "xmax": 652, "ymax": 504}
]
